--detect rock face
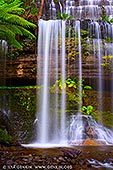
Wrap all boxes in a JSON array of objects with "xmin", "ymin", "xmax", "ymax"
[
  {"xmin": 0, "ymin": 110, "xmax": 20, "ymax": 145},
  {"xmin": 0, "ymin": 54, "xmax": 112, "ymax": 88},
  {"xmin": 0, "ymin": 55, "xmax": 37, "ymax": 86},
  {"xmin": 82, "ymin": 138, "xmax": 105, "ymax": 146},
  {"xmin": 0, "ymin": 110, "xmax": 14, "ymax": 138}
]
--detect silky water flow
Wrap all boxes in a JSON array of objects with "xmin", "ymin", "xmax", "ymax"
[{"xmin": 23, "ymin": 0, "xmax": 113, "ymax": 147}]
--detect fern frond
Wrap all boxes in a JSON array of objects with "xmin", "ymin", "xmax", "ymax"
[
  {"xmin": 0, "ymin": 11, "xmax": 36, "ymax": 28},
  {"xmin": 1, "ymin": 0, "xmax": 23, "ymax": 8},
  {"xmin": 0, "ymin": 28, "xmax": 22, "ymax": 49},
  {"xmin": 5, "ymin": 15, "xmax": 36, "ymax": 28},
  {"xmin": 0, "ymin": 0, "xmax": 36, "ymax": 49},
  {"xmin": 7, "ymin": 6, "xmax": 25, "ymax": 14},
  {"xmin": 2, "ymin": 22, "xmax": 23, "ymax": 35},
  {"xmin": 0, "ymin": 0, "xmax": 5, "ymax": 5},
  {"xmin": 18, "ymin": 26, "xmax": 36, "ymax": 39}
]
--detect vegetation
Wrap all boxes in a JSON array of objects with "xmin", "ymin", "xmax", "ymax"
[
  {"xmin": 101, "ymin": 55, "xmax": 113, "ymax": 71},
  {"xmin": 0, "ymin": 87, "xmax": 37, "ymax": 143},
  {"xmin": 0, "ymin": 0, "xmax": 36, "ymax": 49},
  {"xmin": 51, "ymin": 77, "xmax": 92, "ymax": 110},
  {"xmin": 59, "ymin": 26, "xmax": 90, "ymax": 61},
  {"xmin": 57, "ymin": 12, "xmax": 75, "ymax": 20},
  {"xmin": 0, "ymin": 128, "xmax": 13, "ymax": 146},
  {"xmin": 81, "ymin": 105, "xmax": 95, "ymax": 116},
  {"xmin": 10, "ymin": 87, "xmax": 36, "ymax": 115}
]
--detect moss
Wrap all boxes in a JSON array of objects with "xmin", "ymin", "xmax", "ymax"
[{"xmin": 0, "ymin": 128, "xmax": 13, "ymax": 146}]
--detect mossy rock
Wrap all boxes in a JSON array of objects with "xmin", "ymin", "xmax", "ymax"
[{"xmin": 0, "ymin": 128, "xmax": 13, "ymax": 146}]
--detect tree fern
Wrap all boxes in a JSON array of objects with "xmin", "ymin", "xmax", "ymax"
[
  {"xmin": 0, "ymin": 28, "xmax": 22, "ymax": 49},
  {"xmin": 0, "ymin": 0, "xmax": 36, "ymax": 49}
]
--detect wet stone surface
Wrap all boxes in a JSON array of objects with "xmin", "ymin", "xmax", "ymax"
[{"xmin": 0, "ymin": 146, "xmax": 113, "ymax": 170}]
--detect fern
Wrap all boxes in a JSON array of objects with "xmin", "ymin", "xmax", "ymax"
[{"xmin": 0, "ymin": 0, "xmax": 36, "ymax": 49}]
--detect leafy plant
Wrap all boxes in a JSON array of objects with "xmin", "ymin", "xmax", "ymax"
[
  {"xmin": 65, "ymin": 29, "xmax": 90, "ymax": 61},
  {"xmin": 51, "ymin": 77, "xmax": 77, "ymax": 91},
  {"xmin": 101, "ymin": 55, "xmax": 113, "ymax": 70},
  {"xmin": 81, "ymin": 105, "xmax": 94, "ymax": 116},
  {"xmin": 0, "ymin": 0, "xmax": 36, "ymax": 49},
  {"xmin": 57, "ymin": 12, "xmax": 75, "ymax": 20},
  {"xmin": 0, "ymin": 128, "xmax": 13, "ymax": 145},
  {"xmin": 50, "ymin": 78, "xmax": 92, "ymax": 110},
  {"xmin": 100, "ymin": 6, "xmax": 113, "ymax": 23}
]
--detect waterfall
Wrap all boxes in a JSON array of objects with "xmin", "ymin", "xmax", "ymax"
[
  {"xmin": 0, "ymin": 40, "xmax": 8, "ymax": 86},
  {"xmin": 49, "ymin": 0, "xmax": 56, "ymax": 19},
  {"xmin": 23, "ymin": 0, "xmax": 113, "ymax": 147},
  {"xmin": 68, "ymin": 114, "xmax": 113, "ymax": 145},
  {"xmin": 60, "ymin": 21, "xmax": 66, "ymax": 142},
  {"xmin": 33, "ymin": 19, "xmax": 84, "ymax": 146},
  {"xmin": 75, "ymin": 21, "xmax": 82, "ymax": 110},
  {"xmin": 35, "ymin": 20, "xmax": 67, "ymax": 146},
  {"xmin": 89, "ymin": 21, "xmax": 103, "ymax": 112},
  {"xmin": 65, "ymin": 0, "xmax": 76, "ymax": 16}
]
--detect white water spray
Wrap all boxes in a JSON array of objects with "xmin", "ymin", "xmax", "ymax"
[{"xmin": 35, "ymin": 20, "xmax": 67, "ymax": 145}]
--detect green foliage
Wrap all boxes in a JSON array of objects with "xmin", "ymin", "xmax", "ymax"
[
  {"xmin": 57, "ymin": 12, "xmax": 75, "ymax": 20},
  {"xmin": 0, "ymin": 128, "xmax": 13, "ymax": 145},
  {"xmin": 30, "ymin": 1, "xmax": 38, "ymax": 15},
  {"xmin": 83, "ymin": 85, "xmax": 92, "ymax": 90},
  {"xmin": 0, "ymin": 0, "xmax": 36, "ymax": 49},
  {"xmin": 51, "ymin": 77, "xmax": 77, "ymax": 91},
  {"xmin": 65, "ymin": 28, "xmax": 90, "ymax": 61},
  {"xmin": 81, "ymin": 105, "xmax": 94, "ymax": 116},
  {"xmin": 101, "ymin": 55, "xmax": 113, "ymax": 71},
  {"xmin": 54, "ymin": 0, "xmax": 59, "ymax": 2},
  {"xmin": 100, "ymin": 6, "xmax": 113, "ymax": 23},
  {"xmin": 66, "ymin": 78, "xmax": 77, "ymax": 88},
  {"xmin": 10, "ymin": 87, "xmax": 36, "ymax": 116},
  {"xmin": 101, "ymin": 14, "xmax": 113, "ymax": 23},
  {"xmin": 104, "ymin": 36, "xmax": 113, "ymax": 43},
  {"xmin": 50, "ymin": 78, "xmax": 92, "ymax": 110}
]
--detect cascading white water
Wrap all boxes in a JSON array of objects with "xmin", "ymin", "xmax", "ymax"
[
  {"xmin": 65, "ymin": 0, "xmax": 76, "ymax": 16},
  {"xmin": 49, "ymin": 0, "xmax": 56, "ymax": 19},
  {"xmin": 35, "ymin": 19, "xmax": 67, "ymax": 146},
  {"xmin": 77, "ymin": 0, "xmax": 101, "ymax": 20},
  {"xmin": 68, "ymin": 114, "xmax": 113, "ymax": 145},
  {"xmin": 23, "ymin": 0, "xmax": 113, "ymax": 147},
  {"xmin": 0, "ymin": 40, "xmax": 8, "ymax": 86},
  {"xmin": 32, "ymin": 19, "xmax": 84, "ymax": 147},
  {"xmin": 75, "ymin": 21, "xmax": 82, "ymax": 110},
  {"xmin": 91, "ymin": 22, "xmax": 103, "ymax": 112},
  {"xmin": 60, "ymin": 21, "xmax": 66, "ymax": 142},
  {"xmin": 0, "ymin": 40, "xmax": 8, "ymax": 56}
]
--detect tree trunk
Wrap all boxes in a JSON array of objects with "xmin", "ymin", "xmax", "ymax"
[{"xmin": 38, "ymin": 0, "xmax": 45, "ymax": 20}]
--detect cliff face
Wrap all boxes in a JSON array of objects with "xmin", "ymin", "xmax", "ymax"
[
  {"xmin": 0, "ymin": 54, "xmax": 112, "ymax": 88},
  {"xmin": 0, "ymin": 0, "xmax": 113, "ymax": 86},
  {"xmin": 0, "ymin": 55, "xmax": 37, "ymax": 86}
]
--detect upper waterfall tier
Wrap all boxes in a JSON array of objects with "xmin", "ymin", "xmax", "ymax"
[{"xmin": 39, "ymin": 0, "xmax": 113, "ymax": 20}]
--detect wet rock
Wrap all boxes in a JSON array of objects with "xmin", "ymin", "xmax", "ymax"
[
  {"xmin": 85, "ymin": 126, "xmax": 97, "ymax": 139},
  {"xmin": 22, "ymin": 158, "xmax": 28, "ymax": 162},
  {"xmin": 0, "ymin": 110, "xmax": 11, "ymax": 133},
  {"xmin": 60, "ymin": 148, "xmax": 81, "ymax": 159},
  {"xmin": 58, "ymin": 156, "xmax": 66, "ymax": 162},
  {"xmin": 82, "ymin": 138, "xmax": 105, "ymax": 146},
  {"xmin": 6, "ymin": 160, "xmax": 14, "ymax": 164},
  {"xmin": 0, "ymin": 110, "xmax": 20, "ymax": 146}
]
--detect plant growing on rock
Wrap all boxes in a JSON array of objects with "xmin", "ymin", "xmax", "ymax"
[
  {"xmin": 0, "ymin": 128, "xmax": 13, "ymax": 146},
  {"xmin": 50, "ymin": 78, "xmax": 92, "ymax": 110},
  {"xmin": 65, "ymin": 28, "xmax": 90, "ymax": 61},
  {"xmin": 101, "ymin": 55, "xmax": 113, "ymax": 71},
  {"xmin": 57, "ymin": 12, "xmax": 75, "ymax": 20},
  {"xmin": 81, "ymin": 105, "xmax": 95, "ymax": 116}
]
